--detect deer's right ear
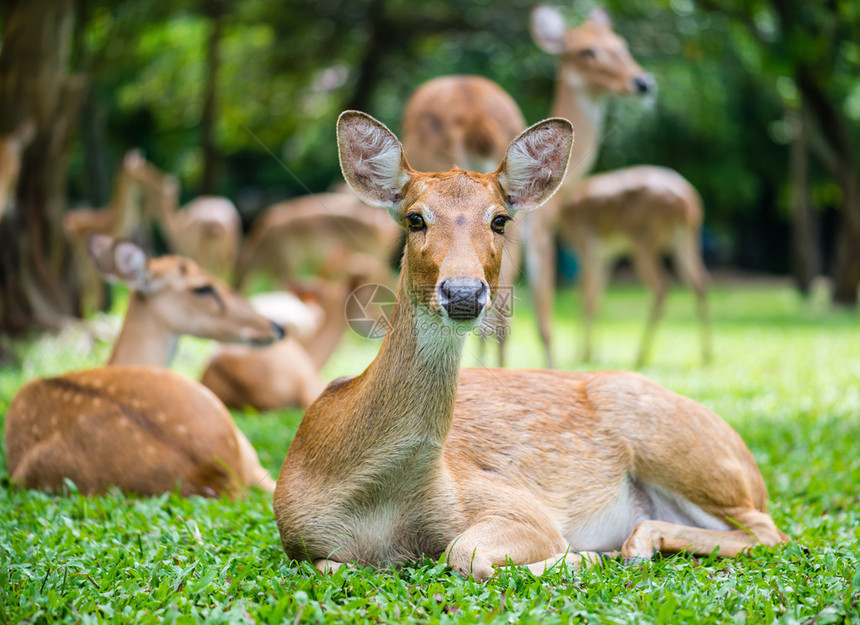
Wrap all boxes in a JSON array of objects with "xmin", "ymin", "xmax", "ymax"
[
  {"xmin": 87, "ymin": 234, "xmax": 154, "ymax": 292},
  {"xmin": 337, "ymin": 111, "xmax": 412, "ymax": 220},
  {"xmin": 531, "ymin": 5, "xmax": 567, "ymax": 55}
]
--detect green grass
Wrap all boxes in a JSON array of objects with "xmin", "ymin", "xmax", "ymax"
[{"xmin": 2, "ymin": 282, "xmax": 859, "ymax": 624}]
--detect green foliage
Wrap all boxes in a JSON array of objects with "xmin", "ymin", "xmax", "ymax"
[
  {"xmin": 2, "ymin": 284, "xmax": 859, "ymax": 623},
  {"xmin": 63, "ymin": 0, "xmax": 859, "ymax": 272}
]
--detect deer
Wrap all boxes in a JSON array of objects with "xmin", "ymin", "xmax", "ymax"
[
  {"xmin": 200, "ymin": 255, "xmax": 377, "ymax": 411},
  {"xmin": 272, "ymin": 111, "xmax": 787, "ymax": 581},
  {"xmin": 234, "ymin": 191, "xmax": 402, "ymax": 292},
  {"xmin": 559, "ymin": 166, "xmax": 711, "ymax": 366},
  {"xmin": 0, "ymin": 119, "xmax": 36, "ymax": 221},
  {"xmin": 402, "ymin": 75, "xmax": 526, "ymax": 366},
  {"xmin": 4, "ymin": 234, "xmax": 283, "ymax": 497},
  {"xmin": 64, "ymin": 151, "xmax": 149, "ymax": 314},
  {"xmin": 127, "ymin": 157, "xmax": 242, "ymax": 281},
  {"xmin": 526, "ymin": 4, "xmax": 710, "ymax": 366}
]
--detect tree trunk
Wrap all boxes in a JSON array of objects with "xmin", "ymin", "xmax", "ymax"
[
  {"xmin": 0, "ymin": 0, "xmax": 86, "ymax": 334},
  {"xmin": 199, "ymin": 0, "xmax": 225, "ymax": 196},
  {"xmin": 788, "ymin": 106, "xmax": 818, "ymax": 296},
  {"xmin": 831, "ymin": 172, "xmax": 860, "ymax": 306}
]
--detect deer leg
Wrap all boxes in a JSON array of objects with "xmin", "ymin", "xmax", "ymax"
[
  {"xmin": 621, "ymin": 510, "xmax": 788, "ymax": 561},
  {"xmin": 578, "ymin": 237, "xmax": 605, "ymax": 363},
  {"xmin": 314, "ymin": 559, "xmax": 344, "ymax": 574},
  {"xmin": 673, "ymin": 230, "xmax": 712, "ymax": 365},
  {"xmin": 524, "ymin": 216, "xmax": 556, "ymax": 368},
  {"xmin": 446, "ymin": 514, "xmax": 597, "ymax": 581},
  {"xmin": 632, "ymin": 246, "xmax": 667, "ymax": 368}
]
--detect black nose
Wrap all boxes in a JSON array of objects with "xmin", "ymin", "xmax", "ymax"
[
  {"xmin": 271, "ymin": 320, "xmax": 286, "ymax": 340},
  {"xmin": 633, "ymin": 74, "xmax": 653, "ymax": 94},
  {"xmin": 438, "ymin": 279, "xmax": 489, "ymax": 320}
]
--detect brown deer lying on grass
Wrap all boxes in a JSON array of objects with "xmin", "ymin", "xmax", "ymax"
[
  {"xmin": 5, "ymin": 235, "xmax": 282, "ymax": 497},
  {"xmin": 201, "ymin": 260, "xmax": 374, "ymax": 411},
  {"xmin": 272, "ymin": 111, "xmax": 787, "ymax": 580}
]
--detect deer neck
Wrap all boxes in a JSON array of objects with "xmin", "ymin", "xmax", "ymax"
[
  {"xmin": 360, "ymin": 272, "xmax": 463, "ymax": 442},
  {"xmin": 109, "ymin": 170, "xmax": 140, "ymax": 235},
  {"xmin": 108, "ymin": 294, "xmax": 178, "ymax": 367},
  {"xmin": 305, "ymin": 271, "xmax": 465, "ymax": 484},
  {"xmin": 551, "ymin": 66, "xmax": 608, "ymax": 188},
  {"xmin": 304, "ymin": 286, "xmax": 351, "ymax": 370}
]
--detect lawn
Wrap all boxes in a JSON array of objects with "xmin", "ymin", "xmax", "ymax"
[{"xmin": 1, "ymin": 281, "xmax": 859, "ymax": 624}]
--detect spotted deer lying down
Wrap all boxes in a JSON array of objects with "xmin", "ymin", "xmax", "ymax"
[
  {"xmin": 272, "ymin": 112, "xmax": 788, "ymax": 580},
  {"xmin": 4, "ymin": 235, "xmax": 283, "ymax": 497}
]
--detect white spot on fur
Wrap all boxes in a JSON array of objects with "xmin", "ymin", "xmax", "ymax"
[
  {"xmin": 421, "ymin": 205, "xmax": 435, "ymax": 225},
  {"xmin": 176, "ymin": 424, "xmax": 187, "ymax": 435}
]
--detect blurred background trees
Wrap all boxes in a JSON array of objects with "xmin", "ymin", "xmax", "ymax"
[{"xmin": 1, "ymin": 0, "xmax": 859, "ymax": 333}]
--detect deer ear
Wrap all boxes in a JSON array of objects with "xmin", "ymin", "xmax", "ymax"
[
  {"xmin": 337, "ymin": 110, "xmax": 412, "ymax": 220},
  {"xmin": 87, "ymin": 234, "xmax": 155, "ymax": 292},
  {"xmin": 589, "ymin": 7, "xmax": 612, "ymax": 28},
  {"xmin": 531, "ymin": 5, "xmax": 567, "ymax": 55},
  {"xmin": 496, "ymin": 118, "xmax": 573, "ymax": 214}
]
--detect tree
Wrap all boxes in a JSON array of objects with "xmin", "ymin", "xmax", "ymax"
[
  {"xmin": 0, "ymin": 0, "xmax": 86, "ymax": 334},
  {"xmin": 697, "ymin": 0, "xmax": 860, "ymax": 307}
]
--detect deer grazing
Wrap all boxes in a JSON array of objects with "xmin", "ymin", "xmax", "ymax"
[
  {"xmin": 402, "ymin": 75, "xmax": 526, "ymax": 365},
  {"xmin": 527, "ymin": 4, "xmax": 710, "ymax": 366},
  {"xmin": 0, "ymin": 119, "xmax": 36, "ymax": 220},
  {"xmin": 272, "ymin": 112, "xmax": 787, "ymax": 580},
  {"xmin": 64, "ymin": 151, "xmax": 149, "ymax": 313},
  {"xmin": 133, "ymin": 161, "xmax": 242, "ymax": 281},
  {"xmin": 235, "ymin": 191, "xmax": 402, "ymax": 291},
  {"xmin": 4, "ymin": 234, "xmax": 282, "ymax": 496}
]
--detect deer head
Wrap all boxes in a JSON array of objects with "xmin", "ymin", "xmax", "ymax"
[
  {"xmin": 531, "ymin": 5, "xmax": 653, "ymax": 96},
  {"xmin": 337, "ymin": 111, "xmax": 572, "ymax": 328}
]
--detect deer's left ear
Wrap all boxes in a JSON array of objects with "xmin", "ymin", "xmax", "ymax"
[
  {"xmin": 337, "ymin": 110, "xmax": 413, "ymax": 220},
  {"xmin": 495, "ymin": 118, "xmax": 573, "ymax": 214}
]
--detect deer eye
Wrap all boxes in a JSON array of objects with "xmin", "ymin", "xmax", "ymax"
[
  {"xmin": 491, "ymin": 215, "xmax": 510, "ymax": 234},
  {"xmin": 191, "ymin": 284, "xmax": 216, "ymax": 296},
  {"xmin": 405, "ymin": 213, "xmax": 426, "ymax": 232},
  {"xmin": 579, "ymin": 47, "xmax": 596, "ymax": 59}
]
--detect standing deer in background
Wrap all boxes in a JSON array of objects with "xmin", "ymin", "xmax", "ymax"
[
  {"xmin": 0, "ymin": 119, "xmax": 36, "ymax": 220},
  {"xmin": 4, "ymin": 234, "xmax": 283, "ymax": 496},
  {"xmin": 273, "ymin": 111, "xmax": 787, "ymax": 580},
  {"xmin": 402, "ymin": 76, "xmax": 526, "ymax": 365},
  {"xmin": 235, "ymin": 191, "xmax": 402, "ymax": 291},
  {"xmin": 64, "ymin": 151, "xmax": 148, "ymax": 314},
  {"xmin": 131, "ymin": 159, "xmax": 242, "ymax": 281},
  {"xmin": 560, "ymin": 166, "xmax": 710, "ymax": 366},
  {"xmin": 528, "ymin": 4, "xmax": 710, "ymax": 366}
]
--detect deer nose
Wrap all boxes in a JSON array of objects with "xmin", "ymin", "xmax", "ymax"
[
  {"xmin": 438, "ymin": 279, "xmax": 489, "ymax": 320},
  {"xmin": 633, "ymin": 74, "xmax": 654, "ymax": 94},
  {"xmin": 271, "ymin": 320, "xmax": 286, "ymax": 340}
]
